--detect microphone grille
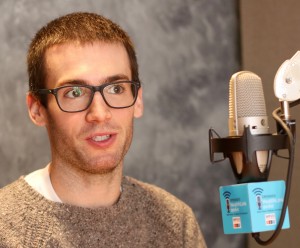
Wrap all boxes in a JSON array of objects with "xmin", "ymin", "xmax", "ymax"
[{"xmin": 229, "ymin": 71, "xmax": 267, "ymax": 118}]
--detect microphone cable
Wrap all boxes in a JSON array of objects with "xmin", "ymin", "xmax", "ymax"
[{"xmin": 252, "ymin": 105, "xmax": 295, "ymax": 245}]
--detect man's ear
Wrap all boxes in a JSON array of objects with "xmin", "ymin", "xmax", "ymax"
[
  {"xmin": 26, "ymin": 93, "xmax": 47, "ymax": 126},
  {"xmin": 134, "ymin": 87, "xmax": 143, "ymax": 118}
]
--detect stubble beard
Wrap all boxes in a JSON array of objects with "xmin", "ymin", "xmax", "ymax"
[{"xmin": 46, "ymin": 115, "xmax": 134, "ymax": 176}]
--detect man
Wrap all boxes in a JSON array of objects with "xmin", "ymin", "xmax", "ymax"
[{"xmin": 0, "ymin": 12, "xmax": 207, "ymax": 247}]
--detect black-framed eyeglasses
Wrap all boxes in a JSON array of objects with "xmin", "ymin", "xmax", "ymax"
[{"xmin": 35, "ymin": 80, "xmax": 141, "ymax": 113}]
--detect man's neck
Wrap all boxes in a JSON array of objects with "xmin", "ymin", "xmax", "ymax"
[{"xmin": 48, "ymin": 162, "xmax": 123, "ymax": 208}]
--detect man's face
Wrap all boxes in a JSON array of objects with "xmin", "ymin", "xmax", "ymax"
[{"xmin": 34, "ymin": 42, "xmax": 143, "ymax": 174}]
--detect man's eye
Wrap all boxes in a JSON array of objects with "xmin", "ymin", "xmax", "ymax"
[
  {"xmin": 107, "ymin": 84, "xmax": 125, "ymax": 94},
  {"xmin": 65, "ymin": 87, "xmax": 84, "ymax": 98}
]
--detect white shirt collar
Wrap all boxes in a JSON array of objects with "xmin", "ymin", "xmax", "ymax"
[{"xmin": 24, "ymin": 164, "xmax": 62, "ymax": 202}]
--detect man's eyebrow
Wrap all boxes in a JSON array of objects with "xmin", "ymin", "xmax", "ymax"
[
  {"xmin": 103, "ymin": 74, "xmax": 130, "ymax": 83},
  {"xmin": 59, "ymin": 80, "xmax": 87, "ymax": 87},
  {"xmin": 58, "ymin": 74, "xmax": 131, "ymax": 87}
]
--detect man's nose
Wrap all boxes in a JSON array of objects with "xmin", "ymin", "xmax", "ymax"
[{"xmin": 85, "ymin": 92, "xmax": 112, "ymax": 123}]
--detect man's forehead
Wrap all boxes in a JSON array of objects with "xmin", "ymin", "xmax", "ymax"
[
  {"xmin": 45, "ymin": 40, "xmax": 125, "ymax": 54},
  {"xmin": 43, "ymin": 41, "xmax": 132, "ymax": 88}
]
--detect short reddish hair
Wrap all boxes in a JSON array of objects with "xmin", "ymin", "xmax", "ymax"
[{"xmin": 27, "ymin": 12, "xmax": 140, "ymax": 96}]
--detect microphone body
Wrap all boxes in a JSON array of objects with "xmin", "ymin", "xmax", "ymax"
[
  {"xmin": 208, "ymin": 68, "xmax": 293, "ymax": 238},
  {"xmin": 228, "ymin": 71, "xmax": 270, "ymax": 179}
]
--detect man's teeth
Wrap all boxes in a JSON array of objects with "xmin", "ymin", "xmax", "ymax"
[{"xmin": 92, "ymin": 135, "xmax": 111, "ymax": 142}]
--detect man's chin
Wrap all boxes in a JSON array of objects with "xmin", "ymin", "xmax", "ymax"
[{"xmin": 79, "ymin": 161, "xmax": 121, "ymax": 175}]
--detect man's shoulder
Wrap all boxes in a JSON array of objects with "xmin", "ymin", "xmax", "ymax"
[
  {"xmin": 0, "ymin": 178, "xmax": 29, "ymax": 230},
  {"xmin": 0, "ymin": 178, "xmax": 24, "ymax": 196},
  {"xmin": 123, "ymin": 176, "xmax": 192, "ymax": 212},
  {"xmin": 124, "ymin": 176, "xmax": 181, "ymax": 198},
  {"xmin": 121, "ymin": 176, "xmax": 205, "ymax": 246},
  {"xmin": 0, "ymin": 178, "xmax": 26, "ymax": 206}
]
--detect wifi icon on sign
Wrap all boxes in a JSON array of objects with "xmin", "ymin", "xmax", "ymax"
[
  {"xmin": 252, "ymin": 188, "xmax": 264, "ymax": 196},
  {"xmin": 252, "ymin": 188, "xmax": 264, "ymax": 210},
  {"xmin": 223, "ymin": 191, "xmax": 231, "ymax": 213},
  {"xmin": 223, "ymin": 191, "xmax": 231, "ymax": 199}
]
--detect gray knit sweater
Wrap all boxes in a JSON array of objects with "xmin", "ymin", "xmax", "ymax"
[{"xmin": 0, "ymin": 176, "xmax": 207, "ymax": 247}]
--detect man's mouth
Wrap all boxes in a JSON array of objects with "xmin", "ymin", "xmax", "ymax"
[{"xmin": 91, "ymin": 135, "xmax": 111, "ymax": 142}]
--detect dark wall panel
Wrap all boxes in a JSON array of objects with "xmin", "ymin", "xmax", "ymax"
[{"xmin": 240, "ymin": 0, "xmax": 300, "ymax": 247}]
